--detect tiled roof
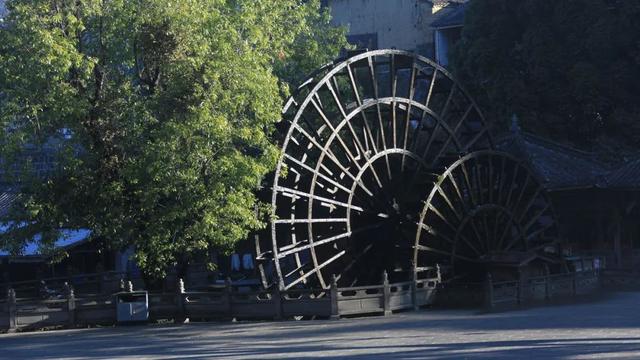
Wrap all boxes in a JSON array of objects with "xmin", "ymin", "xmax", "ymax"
[
  {"xmin": 0, "ymin": 228, "xmax": 91, "ymax": 257},
  {"xmin": 606, "ymin": 157, "xmax": 640, "ymax": 189},
  {"xmin": 497, "ymin": 129, "xmax": 640, "ymax": 191},
  {"xmin": 496, "ymin": 131, "xmax": 611, "ymax": 191},
  {"xmin": 0, "ymin": 188, "xmax": 92, "ymax": 258}
]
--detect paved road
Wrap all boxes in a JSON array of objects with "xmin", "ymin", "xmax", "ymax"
[{"xmin": 2, "ymin": 292, "xmax": 640, "ymax": 359}]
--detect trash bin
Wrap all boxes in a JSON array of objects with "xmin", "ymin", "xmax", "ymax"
[{"xmin": 115, "ymin": 291, "xmax": 149, "ymax": 323}]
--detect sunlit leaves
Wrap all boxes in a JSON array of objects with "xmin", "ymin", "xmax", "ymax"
[{"xmin": 0, "ymin": 0, "xmax": 346, "ymax": 276}]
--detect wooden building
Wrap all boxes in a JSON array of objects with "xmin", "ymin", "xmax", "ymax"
[{"xmin": 498, "ymin": 127, "xmax": 640, "ymax": 271}]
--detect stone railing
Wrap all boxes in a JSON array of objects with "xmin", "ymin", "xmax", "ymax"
[
  {"xmin": 0, "ymin": 269, "xmax": 606, "ymax": 332},
  {"xmin": 0, "ymin": 271, "xmax": 133, "ymax": 300},
  {"xmin": 0, "ymin": 272, "xmax": 441, "ymax": 332},
  {"xmin": 600, "ymin": 269, "xmax": 640, "ymax": 290},
  {"xmin": 485, "ymin": 270, "xmax": 601, "ymax": 311}
]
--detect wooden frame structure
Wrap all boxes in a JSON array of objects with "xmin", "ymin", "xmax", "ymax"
[{"xmin": 256, "ymin": 49, "xmax": 564, "ymax": 291}]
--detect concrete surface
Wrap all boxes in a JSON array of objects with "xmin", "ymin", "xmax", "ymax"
[{"xmin": 2, "ymin": 292, "xmax": 640, "ymax": 359}]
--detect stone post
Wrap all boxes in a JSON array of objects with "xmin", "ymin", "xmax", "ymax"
[
  {"xmin": 7, "ymin": 288, "xmax": 16, "ymax": 332},
  {"xmin": 517, "ymin": 269, "xmax": 526, "ymax": 305},
  {"xmin": 484, "ymin": 273, "xmax": 493, "ymax": 311},
  {"xmin": 544, "ymin": 264, "xmax": 551, "ymax": 300},
  {"xmin": 411, "ymin": 270, "xmax": 419, "ymax": 311},
  {"xmin": 175, "ymin": 278, "xmax": 187, "ymax": 324},
  {"xmin": 382, "ymin": 271, "xmax": 391, "ymax": 316},
  {"xmin": 330, "ymin": 275, "xmax": 339, "ymax": 320},
  {"xmin": 225, "ymin": 277, "xmax": 233, "ymax": 319},
  {"xmin": 64, "ymin": 283, "xmax": 76, "ymax": 328}
]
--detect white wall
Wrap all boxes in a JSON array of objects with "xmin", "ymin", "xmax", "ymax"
[{"xmin": 327, "ymin": 0, "xmax": 439, "ymax": 56}]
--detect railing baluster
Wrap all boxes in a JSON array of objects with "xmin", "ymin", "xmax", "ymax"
[
  {"xmin": 64, "ymin": 283, "xmax": 76, "ymax": 328},
  {"xmin": 382, "ymin": 271, "xmax": 391, "ymax": 316},
  {"xmin": 330, "ymin": 275, "xmax": 339, "ymax": 320},
  {"xmin": 8, "ymin": 288, "xmax": 16, "ymax": 332},
  {"xmin": 411, "ymin": 271, "xmax": 419, "ymax": 311},
  {"xmin": 484, "ymin": 273, "xmax": 493, "ymax": 311},
  {"xmin": 176, "ymin": 278, "xmax": 187, "ymax": 323}
]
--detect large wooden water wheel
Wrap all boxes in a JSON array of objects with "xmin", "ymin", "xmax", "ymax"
[
  {"xmin": 414, "ymin": 151, "xmax": 562, "ymax": 282},
  {"xmin": 257, "ymin": 50, "xmax": 494, "ymax": 290}
]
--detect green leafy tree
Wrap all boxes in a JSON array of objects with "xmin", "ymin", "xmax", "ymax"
[
  {"xmin": 0, "ymin": 0, "xmax": 347, "ymax": 276},
  {"xmin": 451, "ymin": 0, "xmax": 640, "ymax": 149}
]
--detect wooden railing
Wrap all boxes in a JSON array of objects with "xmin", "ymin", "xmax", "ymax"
[{"xmin": 485, "ymin": 270, "xmax": 601, "ymax": 311}]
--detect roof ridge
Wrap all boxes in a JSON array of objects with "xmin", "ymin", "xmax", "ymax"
[{"xmin": 496, "ymin": 130, "xmax": 612, "ymax": 167}]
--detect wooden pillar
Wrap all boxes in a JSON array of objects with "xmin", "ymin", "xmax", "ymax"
[
  {"xmin": 330, "ymin": 275, "xmax": 339, "ymax": 320},
  {"xmin": 65, "ymin": 283, "xmax": 76, "ymax": 328},
  {"xmin": 272, "ymin": 285, "xmax": 282, "ymax": 321},
  {"xmin": 7, "ymin": 288, "xmax": 16, "ymax": 332},
  {"xmin": 484, "ymin": 273, "xmax": 493, "ymax": 311},
  {"xmin": 382, "ymin": 271, "xmax": 391, "ymax": 316}
]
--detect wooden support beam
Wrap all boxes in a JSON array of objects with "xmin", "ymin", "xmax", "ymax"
[{"xmin": 272, "ymin": 286, "xmax": 283, "ymax": 321}]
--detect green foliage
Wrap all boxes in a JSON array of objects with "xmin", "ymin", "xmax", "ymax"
[
  {"xmin": 0, "ymin": 0, "xmax": 347, "ymax": 276},
  {"xmin": 451, "ymin": 0, "xmax": 640, "ymax": 149}
]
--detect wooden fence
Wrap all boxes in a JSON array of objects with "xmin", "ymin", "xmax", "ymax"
[{"xmin": 485, "ymin": 270, "xmax": 601, "ymax": 310}]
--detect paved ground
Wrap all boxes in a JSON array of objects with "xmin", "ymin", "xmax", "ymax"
[{"xmin": 3, "ymin": 292, "xmax": 640, "ymax": 359}]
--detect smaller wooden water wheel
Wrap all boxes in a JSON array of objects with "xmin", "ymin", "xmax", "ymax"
[{"xmin": 414, "ymin": 151, "xmax": 562, "ymax": 282}]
